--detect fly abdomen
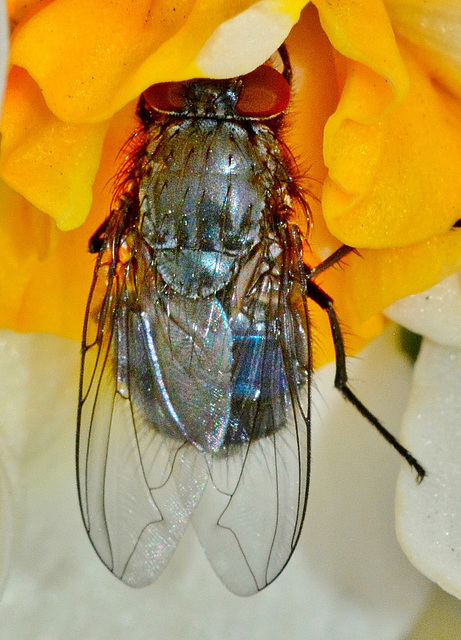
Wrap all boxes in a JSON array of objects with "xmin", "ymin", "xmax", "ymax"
[{"xmin": 223, "ymin": 310, "xmax": 299, "ymax": 448}]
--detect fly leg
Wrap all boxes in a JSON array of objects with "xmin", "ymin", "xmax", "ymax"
[
  {"xmin": 307, "ymin": 245, "xmax": 356, "ymax": 278},
  {"xmin": 89, "ymin": 217, "xmax": 111, "ymax": 254},
  {"xmin": 304, "ymin": 267, "xmax": 426, "ymax": 482},
  {"xmin": 278, "ymin": 43, "xmax": 293, "ymax": 84}
]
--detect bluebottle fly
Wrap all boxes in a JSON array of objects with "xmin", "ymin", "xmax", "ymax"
[{"xmin": 77, "ymin": 46, "xmax": 425, "ymax": 596}]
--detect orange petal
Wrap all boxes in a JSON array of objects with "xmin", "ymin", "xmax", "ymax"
[
  {"xmin": 284, "ymin": 4, "xmax": 340, "ymax": 249},
  {"xmin": 4, "ymin": 1, "xmax": 304, "ymax": 232},
  {"xmin": 0, "ymin": 179, "xmax": 59, "ymax": 330},
  {"xmin": 0, "ymin": 100, "xmax": 138, "ymax": 340},
  {"xmin": 0, "ymin": 67, "xmax": 108, "ymax": 230}
]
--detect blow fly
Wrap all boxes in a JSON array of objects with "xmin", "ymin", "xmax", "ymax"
[{"xmin": 77, "ymin": 46, "xmax": 424, "ymax": 596}]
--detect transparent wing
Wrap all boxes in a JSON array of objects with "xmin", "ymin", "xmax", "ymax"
[
  {"xmin": 77, "ymin": 228, "xmax": 233, "ymax": 586},
  {"xmin": 78, "ymin": 216, "xmax": 310, "ymax": 594},
  {"xmin": 130, "ymin": 280, "xmax": 234, "ymax": 453},
  {"xmin": 193, "ymin": 253, "xmax": 311, "ymax": 595}
]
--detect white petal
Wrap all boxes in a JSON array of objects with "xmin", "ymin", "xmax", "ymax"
[
  {"xmin": 0, "ymin": 426, "xmax": 15, "ymax": 595},
  {"xmin": 396, "ymin": 338, "xmax": 461, "ymax": 599},
  {"xmin": 0, "ymin": 329, "xmax": 430, "ymax": 639},
  {"xmin": 0, "ymin": 331, "xmax": 82, "ymax": 597},
  {"xmin": 386, "ymin": 272, "xmax": 461, "ymax": 599},
  {"xmin": 385, "ymin": 272, "xmax": 461, "ymax": 346},
  {"xmin": 306, "ymin": 328, "xmax": 431, "ymax": 638},
  {"xmin": 196, "ymin": 1, "xmax": 298, "ymax": 77}
]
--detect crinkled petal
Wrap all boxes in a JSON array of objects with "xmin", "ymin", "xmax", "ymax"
[
  {"xmin": 10, "ymin": 0, "xmax": 301, "ymax": 124},
  {"xmin": 0, "ymin": 101, "xmax": 137, "ymax": 340},
  {"xmin": 314, "ymin": 0, "xmax": 409, "ymax": 111},
  {"xmin": 270, "ymin": 6, "xmax": 385, "ymax": 367},
  {"xmin": 0, "ymin": 2, "xmax": 353, "ymax": 345},
  {"xmin": 0, "ymin": 67, "xmax": 109, "ymax": 230},
  {"xmin": 0, "ymin": 181, "xmax": 58, "ymax": 329},
  {"xmin": 287, "ymin": 4, "xmax": 461, "ymax": 347},
  {"xmin": 0, "ymin": 181, "xmax": 94, "ymax": 339},
  {"xmin": 315, "ymin": 0, "xmax": 410, "ymax": 238},
  {"xmin": 322, "ymin": 40, "xmax": 461, "ymax": 248},
  {"xmin": 0, "ymin": 330, "xmax": 430, "ymax": 639},
  {"xmin": 299, "ymin": 225, "xmax": 461, "ymax": 369},
  {"xmin": 385, "ymin": 0, "xmax": 461, "ymax": 100},
  {"xmin": 3, "ymin": 0, "xmax": 461, "ymax": 353}
]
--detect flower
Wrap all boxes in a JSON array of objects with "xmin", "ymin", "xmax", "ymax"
[
  {"xmin": 2, "ymin": 0, "xmax": 461, "ymax": 359},
  {"xmin": 1, "ymin": 0, "xmax": 461, "ymax": 637}
]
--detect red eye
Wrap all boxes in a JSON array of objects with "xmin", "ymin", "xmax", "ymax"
[
  {"xmin": 143, "ymin": 82, "xmax": 186, "ymax": 113},
  {"xmin": 236, "ymin": 65, "xmax": 290, "ymax": 118}
]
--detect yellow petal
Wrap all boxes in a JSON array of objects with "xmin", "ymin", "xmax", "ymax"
[
  {"xmin": 323, "ymin": 44, "xmax": 461, "ymax": 248},
  {"xmin": 0, "ymin": 179, "xmax": 60, "ymax": 330},
  {"xmin": 0, "ymin": 176, "xmax": 97, "ymax": 340},
  {"xmin": 314, "ymin": 0, "xmax": 409, "ymax": 112},
  {"xmin": 386, "ymin": 0, "xmax": 461, "ymax": 100},
  {"xmin": 0, "ymin": 67, "xmax": 108, "ymax": 230},
  {"xmin": 283, "ymin": 6, "xmax": 379, "ymax": 367},
  {"xmin": 4, "ymin": 0, "xmax": 461, "ymax": 360},
  {"xmin": 10, "ymin": 0, "xmax": 303, "ymax": 124},
  {"xmin": 309, "ymin": 226, "xmax": 461, "ymax": 367},
  {"xmin": 14, "ymin": 217, "xmax": 95, "ymax": 339},
  {"xmin": 284, "ymin": 4, "xmax": 340, "ymax": 247},
  {"xmin": 0, "ymin": 99, "xmax": 138, "ymax": 340},
  {"xmin": 4, "ymin": 1, "xmax": 304, "ymax": 231},
  {"xmin": 341, "ymin": 229, "xmax": 461, "ymax": 324}
]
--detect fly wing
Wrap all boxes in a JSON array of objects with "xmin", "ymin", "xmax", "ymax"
[
  {"xmin": 77, "ymin": 229, "xmax": 233, "ymax": 586},
  {"xmin": 193, "ymin": 265, "xmax": 311, "ymax": 595},
  {"xmin": 131, "ymin": 281, "xmax": 234, "ymax": 452}
]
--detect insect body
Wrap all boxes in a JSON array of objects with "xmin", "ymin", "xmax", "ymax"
[{"xmin": 77, "ymin": 49, "xmax": 424, "ymax": 596}]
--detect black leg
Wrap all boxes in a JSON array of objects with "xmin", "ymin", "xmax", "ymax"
[
  {"xmin": 305, "ymin": 269, "xmax": 425, "ymax": 483},
  {"xmin": 89, "ymin": 217, "xmax": 111, "ymax": 254},
  {"xmin": 278, "ymin": 43, "xmax": 293, "ymax": 85},
  {"xmin": 306, "ymin": 245, "xmax": 356, "ymax": 278}
]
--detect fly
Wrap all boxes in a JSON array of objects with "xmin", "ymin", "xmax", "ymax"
[{"xmin": 77, "ymin": 45, "xmax": 425, "ymax": 596}]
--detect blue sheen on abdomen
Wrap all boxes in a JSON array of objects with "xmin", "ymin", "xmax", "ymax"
[{"xmin": 224, "ymin": 314, "xmax": 290, "ymax": 446}]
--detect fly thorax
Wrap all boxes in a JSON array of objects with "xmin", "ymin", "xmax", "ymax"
[{"xmin": 139, "ymin": 120, "xmax": 278, "ymax": 297}]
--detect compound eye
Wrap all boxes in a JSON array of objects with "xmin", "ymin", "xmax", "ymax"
[
  {"xmin": 143, "ymin": 82, "xmax": 186, "ymax": 113},
  {"xmin": 235, "ymin": 65, "xmax": 290, "ymax": 118}
]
